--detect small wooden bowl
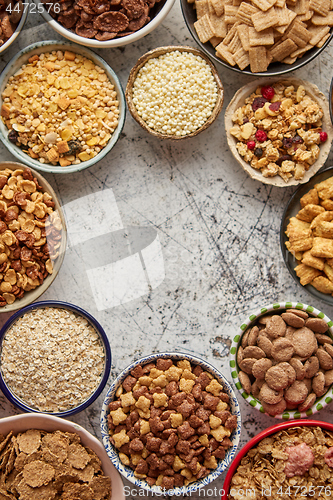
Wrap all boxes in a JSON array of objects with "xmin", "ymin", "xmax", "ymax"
[{"xmin": 125, "ymin": 46, "xmax": 224, "ymax": 140}]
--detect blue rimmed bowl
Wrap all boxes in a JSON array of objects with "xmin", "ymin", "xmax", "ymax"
[
  {"xmin": 0, "ymin": 40, "xmax": 126, "ymax": 174},
  {"xmin": 0, "ymin": 300, "xmax": 111, "ymax": 417},
  {"xmin": 229, "ymin": 301, "xmax": 333, "ymax": 420},
  {"xmin": 101, "ymin": 351, "xmax": 241, "ymax": 496}
]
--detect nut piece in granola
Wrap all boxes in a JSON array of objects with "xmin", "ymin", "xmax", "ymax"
[
  {"xmin": 1, "ymin": 307, "xmax": 106, "ymax": 412},
  {"xmin": 1, "ymin": 50, "xmax": 120, "ymax": 167},
  {"xmin": 229, "ymin": 81, "xmax": 327, "ymax": 183}
]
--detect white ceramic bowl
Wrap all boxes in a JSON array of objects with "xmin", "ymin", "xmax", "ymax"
[
  {"xmin": 225, "ymin": 77, "xmax": 333, "ymax": 187},
  {"xmin": 0, "ymin": 413, "xmax": 124, "ymax": 500},
  {"xmin": 0, "ymin": 4, "xmax": 28, "ymax": 55},
  {"xmin": 0, "ymin": 40, "xmax": 126, "ymax": 174},
  {"xmin": 33, "ymin": 0, "xmax": 175, "ymax": 48},
  {"xmin": 230, "ymin": 301, "xmax": 333, "ymax": 419},
  {"xmin": 101, "ymin": 352, "xmax": 241, "ymax": 496},
  {"xmin": 0, "ymin": 161, "xmax": 67, "ymax": 313}
]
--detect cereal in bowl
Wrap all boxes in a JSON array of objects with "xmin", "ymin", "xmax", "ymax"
[
  {"xmin": 1, "ymin": 50, "xmax": 119, "ymax": 167},
  {"xmin": 228, "ymin": 426, "xmax": 333, "ymax": 500},
  {"xmin": 230, "ymin": 82, "xmax": 327, "ymax": 183},
  {"xmin": 108, "ymin": 358, "xmax": 237, "ymax": 489},
  {"xmin": 0, "ymin": 428, "xmax": 111, "ymax": 499}
]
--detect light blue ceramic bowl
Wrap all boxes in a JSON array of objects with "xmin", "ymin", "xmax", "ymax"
[
  {"xmin": 0, "ymin": 40, "xmax": 126, "ymax": 174},
  {"xmin": 101, "ymin": 351, "xmax": 241, "ymax": 496}
]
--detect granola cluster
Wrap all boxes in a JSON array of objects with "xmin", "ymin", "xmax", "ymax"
[
  {"xmin": 230, "ymin": 82, "xmax": 327, "ymax": 183},
  {"xmin": 0, "ymin": 428, "xmax": 111, "ymax": 499},
  {"xmin": 228, "ymin": 426, "xmax": 333, "ymax": 500},
  {"xmin": 1, "ymin": 50, "xmax": 119, "ymax": 167}
]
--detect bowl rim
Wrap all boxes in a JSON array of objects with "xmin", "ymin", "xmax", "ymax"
[
  {"xmin": 0, "ymin": 161, "xmax": 67, "ymax": 313},
  {"xmin": 221, "ymin": 418, "xmax": 333, "ymax": 500},
  {"xmin": 0, "ymin": 4, "xmax": 29, "ymax": 55},
  {"xmin": 100, "ymin": 351, "xmax": 241, "ymax": 495},
  {"xmin": 0, "ymin": 412, "xmax": 125, "ymax": 499},
  {"xmin": 33, "ymin": 0, "xmax": 175, "ymax": 48},
  {"xmin": 0, "ymin": 40, "xmax": 126, "ymax": 174},
  {"xmin": 180, "ymin": 0, "xmax": 333, "ymax": 77},
  {"xmin": 125, "ymin": 45, "xmax": 224, "ymax": 140},
  {"xmin": 0, "ymin": 300, "xmax": 112, "ymax": 416},
  {"xmin": 224, "ymin": 77, "xmax": 333, "ymax": 187},
  {"xmin": 280, "ymin": 165, "xmax": 333, "ymax": 304},
  {"xmin": 330, "ymin": 78, "xmax": 333, "ymax": 127},
  {"xmin": 229, "ymin": 300, "xmax": 333, "ymax": 419}
]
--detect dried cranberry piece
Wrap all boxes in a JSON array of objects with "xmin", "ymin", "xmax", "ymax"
[
  {"xmin": 292, "ymin": 135, "xmax": 303, "ymax": 145},
  {"xmin": 8, "ymin": 130, "xmax": 19, "ymax": 144},
  {"xmin": 252, "ymin": 97, "xmax": 267, "ymax": 111},
  {"xmin": 269, "ymin": 101, "xmax": 281, "ymax": 112},
  {"xmin": 320, "ymin": 131, "xmax": 328, "ymax": 142},
  {"xmin": 282, "ymin": 137, "xmax": 293, "ymax": 149},
  {"xmin": 247, "ymin": 141, "xmax": 256, "ymax": 150},
  {"xmin": 261, "ymin": 86, "xmax": 275, "ymax": 100},
  {"xmin": 276, "ymin": 154, "xmax": 292, "ymax": 166},
  {"xmin": 255, "ymin": 130, "xmax": 267, "ymax": 142}
]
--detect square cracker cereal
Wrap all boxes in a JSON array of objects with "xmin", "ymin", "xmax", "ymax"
[
  {"xmin": 312, "ymin": 12, "xmax": 333, "ymax": 25},
  {"xmin": 249, "ymin": 46, "xmax": 268, "ymax": 72},
  {"xmin": 315, "ymin": 177, "xmax": 333, "ymax": 200},
  {"xmin": 296, "ymin": 204, "xmax": 325, "ymax": 222},
  {"xmin": 237, "ymin": 24, "xmax": 250, "ymax": 50},
  {"xmin": 251, "ymin": 7, "xmax": 278, "ymax": 31},
  {"xmin": 301, "ymin": 250, "xmax": 325, "ymax": 271},
  {"xmin": 233, "ymin": 47, "xmax": 250, "ymax": 69},
  {"xmin": 215, "ymin": 43, "xmax": 236, "ymax": 65},
  {"xmin": 308, "ymin": 25, "xmax": 330, "ymax": 46},
  {"xmin": 210, "ymin": 0, "xmax": 224, "ymax": 16},
  {"xmin": 294, "ymin": 263, "xmax": 322, "ymax": 286},
  {"xmin": 208, "ymin": 12, "xmax": 227, "ymax": 37},
  {"xmin": 300, "ymin": 188, "xmax": 319, "ymax": 207},
  {"xmin": 269, "ymin": 38, "xmax": 297, "ymax": 61},
  {"xmin": 285, "ymin": 20, "xmax": 311, "ymax": 47},
  {"xmin": 210, "ymin": 35, "xmax": 223, "ymax": 46},
  {"xmin": 317, "ymin": 33, "xmax": 330, "ymax": 48},
  {"xmin": 195, "ymin": 0, "xmax": 210, "ymax": 18},
  {"xmin": 309, "ymin": 0, "xmax": 330, "ymax": 16},
  {"xmin": 249, "ymin": 27, "xmax": 274, "ymax": 45},
  {"xmin": 311, "ymin": 237, "xmax": 333, "ymax": 259},
  {"xmin": 194, "ymin": 14, "xmax": 215, "ymax": 42},
  {"xmin": 224, "ymin": 5, "xmax": 238, "ymax": 23},
  {"xmin": 311, "ymin": 276, "xmax": 333, "ymax": 294},
  {"xmin": 236, "ymin": 3, "xmax": 259, "ymax": 25},
  {"xmin": 251, "ymin": 0, "xmax": 277, "ymax": 11}
]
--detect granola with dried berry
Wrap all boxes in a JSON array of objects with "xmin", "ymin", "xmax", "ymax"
[{"xmin": 230, "ymin": 82, "xmax": 327, "ymax": 183}]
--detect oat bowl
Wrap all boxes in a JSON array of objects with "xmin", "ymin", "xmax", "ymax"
[
  {"xmin": 0, "ymin": 413, "xmax": 125, "ymax": 499},
  {"xmin": 225, "ymin": 78, "xmax": 333, "ymax": 187},
  {"xmin": 0, "ymin": 300, "xmax": 111, "ymax": 416},
  {"xmin": 222, "ymin": 419, "xmax": 333, "ymax": 500},
  {"xmin": 0, "ymin": 40, "xmax": 125, "ymax": 174},
  {"xmin": 230, "ymin": 301, "xmax": 333, "ymax": 419},
  {"xmin": 100, "ymin": 352, "xmax": 241, "ymax": 495},
  {"xmin": 0, "ymin": 162, "xmax": 66, "ymax": 313}
]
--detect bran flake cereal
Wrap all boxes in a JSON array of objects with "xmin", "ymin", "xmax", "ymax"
[
  {"xmin": 131, "ymin": 50, "xmax": 218, "ymax": 136},
  {"xmin": 1, "ymin": 50, "xmax": 120, "ymax": 167},
  {"xmin": 0, "ymin": 428, "xmax": 111, "ymax": 499},
  {"xmin": 228, "ymin": 426, "xmax": 333, "ymax": 500},
  {"xmin": 0, "ymin": 307, "xmax": 105, "ymax": 412}
]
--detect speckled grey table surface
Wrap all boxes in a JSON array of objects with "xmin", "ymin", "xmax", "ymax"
[{"xmin": 1, "ymin": 3, "xmax": 333, "ymax": 499}]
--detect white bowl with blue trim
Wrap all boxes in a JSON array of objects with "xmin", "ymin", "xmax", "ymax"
[
  {"xmin": 0, "ymin": 40, "xmax": 126, "ymax": 174},
  {"xmin": 101, "ymin": 351, "xmax": 241, "ymax": 495},
  {"xmin": 230, "ymin": 301, "xmax": 333, "ymax": 420}
]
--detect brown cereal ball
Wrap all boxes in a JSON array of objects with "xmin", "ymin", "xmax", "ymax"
[
  {"xmin": 285, "ymin": 381, "xmax": 308, "ymax": 405},
  {"xmin": 324, "ymin": 370, "xmax": 333, "ymax": 386},
  {"xmin": 281, "ymin": 312, "xmax": 305, "ymax": 328},
  {"xmin": 238, "ymin": 371, "xmax": 252, "ymax": 394},
  {"xmin": 278, "ymin": 362, "xmax": 296, "ymax": 385},
  {"xmin": 312, "ymin": 372, "xmax": 326, "ymax": 397},
  {"xmin": 248, "ymin": 326, "xmax": 260, "ymax": 346},
  {"xmin": 304, "ymin": 356, "xmax": 320, "ymax": 378},
  {"xmin": 305, "ymin": 318, "xmax": 328, "ymax": 333},
  {"xmin": 289, "ymin": 358, "xmax": 306, "ymax": 380},
  {"xmin": 257, "ymin": 334, "xmax": 273, "ymax": 357},
  {"xmin": 242, "ymin": 346, "xmax": 266, "ymax": 360},
  {"xmin": 271, "ymin": 337, "xmax": 294, "ymax": 362},
  {"xmin": 298, "ymin": 393, "xmax": 317, "ymax": 412},
  {"xmin": 239, "ymin": 358, "xmax": 257, "ymax": 375},
  {"xmin": 259, "ymin": 383, "xmax": 284, "ymax": 405},
  {"xmin": 265, "ymin": 366, "xmax": 289, "ymax": 391},
  {"xmin": 252, "ymin": 358, "xmax": 272, "ymax": 380},
  {"xmin": 316, "ymin": 348, "xmax": 333, "ymax": 370}
]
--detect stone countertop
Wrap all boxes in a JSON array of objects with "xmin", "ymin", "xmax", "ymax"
[{"xmin": 1, "ymin": 3, "xmax": 333, "ymax": 499}]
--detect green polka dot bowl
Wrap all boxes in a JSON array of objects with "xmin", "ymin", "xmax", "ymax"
[{"xmin": 229, "ymin": 301, "xmax": 333, "ymax": 420}]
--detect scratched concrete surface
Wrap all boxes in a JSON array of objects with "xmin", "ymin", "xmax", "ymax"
[{"xmin": 1, "ymin": 3, "xmax": 333, "ymax": 499}]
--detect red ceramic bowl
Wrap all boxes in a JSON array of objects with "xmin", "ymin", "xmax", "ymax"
[{"xmin": 222, "ymin": 419, "xmax": 333, "ymax": 500}]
